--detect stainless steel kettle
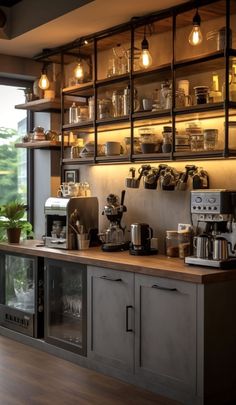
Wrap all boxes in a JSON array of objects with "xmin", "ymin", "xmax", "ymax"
[{"xmin": 130, "ymin": 223, "xmax": 152, "ymax": 251}]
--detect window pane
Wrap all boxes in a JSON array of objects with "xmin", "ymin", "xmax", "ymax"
[{"xmin": 0, "ymin": 85, "xmax": 27, "ymax": 205}]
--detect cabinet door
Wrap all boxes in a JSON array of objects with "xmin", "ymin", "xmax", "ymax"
[
  {"xmin": 88, "ymin": 266, "xmax": 134, "ymax": 372},
  {"xmin": 135, "ymin": 274, "xmax": 197, "ymax": 394}
]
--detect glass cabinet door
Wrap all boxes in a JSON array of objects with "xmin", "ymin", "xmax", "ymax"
[
  {"xmin": 0, "ymin": 252, "xmax": 44, "ymax": 338},
  {"xmin": 45, "ymin": 259, "xmax": 87, "ymax": 355},
  {"xmin": 1, "ymin": 254, "xmax": 35, "ymax": 312}
]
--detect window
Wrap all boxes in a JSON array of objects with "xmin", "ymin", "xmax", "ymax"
[{"xmin": 0, "ymin": 83, "xmax": 29, "ymax": 205}]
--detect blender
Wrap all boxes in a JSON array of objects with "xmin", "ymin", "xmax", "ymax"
[{"xmin": 99, "ymin": 190, "xmax": 129, "ymax": 251}]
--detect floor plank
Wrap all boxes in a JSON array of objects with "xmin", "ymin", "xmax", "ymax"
[{"xmin": 0, "ymin": 336, "xmax": 181, "ymax": 405}]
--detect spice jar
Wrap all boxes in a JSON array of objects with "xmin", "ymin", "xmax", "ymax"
[{"xmin": 165, "ymin": 231, "xmax": 179, "ymax": 257}]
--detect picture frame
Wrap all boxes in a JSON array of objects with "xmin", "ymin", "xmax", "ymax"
[{"xmin": 63, "ymin": 169, "xmax": 80, "ymax": 183}]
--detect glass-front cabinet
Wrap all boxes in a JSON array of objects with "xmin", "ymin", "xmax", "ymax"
[
  {"xmin": 45, "ymin": 259, "xmax": 87, "ymax": 355},
  {"xmin": 0, "ymin": 252, "xmax": 44, "ymax": 337},
  {"xmin": 57, "ymin": 0, "xmax": 236, "ymax": 165}
]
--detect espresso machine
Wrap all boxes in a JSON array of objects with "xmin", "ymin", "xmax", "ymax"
[
  {"xmin": 99, "ymin": 190, "xmax": 129, "ymax": 251},
  {"xmin": 185, "ymin": 189, "xmax": 236, "ymax": 268},
  {"xmin": 44, "ymin": 197, "xmax": 98, "ymax": 249}
]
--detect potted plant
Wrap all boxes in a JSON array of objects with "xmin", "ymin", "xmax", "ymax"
[{"xmin": 0, "ymin": 200, "xmax": 33, "ymax": 243}]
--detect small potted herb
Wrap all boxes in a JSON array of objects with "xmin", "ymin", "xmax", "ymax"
[{"xmin": 0, "ymin": 200, "xmax": 33, "ymax": 243}]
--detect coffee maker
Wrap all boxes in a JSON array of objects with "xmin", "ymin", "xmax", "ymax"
[
  {"xmin": 99, "ymin": 190, "xmax": 129, "ymax": 251},
  {"xmin": 44, "ymin": 197, "xmax": 98, "ymax": 249},
  {"xmin": 185, "ymin": 189, "xmax": 236, "ymax": 268},
  {"xmin": 129, "ymin": 223, "xmax": 158, "ymax": 255}
]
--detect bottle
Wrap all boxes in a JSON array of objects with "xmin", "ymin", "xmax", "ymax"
[
  {"xmin": 209, "ymin": 72, "xmax": 222, "ymax": 102},
  {"xmin": 69, "ymin": 102, "xmax": 78, "ymax": 124},
  {"xmin": 230, "ymin": 61, "xmax": 236, "ymax": 102}
]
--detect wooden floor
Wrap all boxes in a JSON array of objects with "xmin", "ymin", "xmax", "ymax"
[{"xmin": 0, "ymin": 336, "xmax": 181, "ymax": 405}]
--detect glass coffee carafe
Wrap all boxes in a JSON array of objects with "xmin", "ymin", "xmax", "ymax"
[{"xmin": 105, "ymin": 223, "xmax": 125, "ymax": 245}]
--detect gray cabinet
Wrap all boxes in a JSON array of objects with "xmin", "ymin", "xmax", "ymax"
[
  {"xmin": 87, "ymin": 266, "xmax": 134, "ymax": 372},
  {"xmin": 135, "ymin": 274, "xmax": 198, "ymax": 397}
]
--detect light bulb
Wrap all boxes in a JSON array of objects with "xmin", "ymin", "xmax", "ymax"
[
  {"xmin": 189, "ymin": 25, "xmax": 203, "ymax": 46},
  {"xmin": 74, "ymin": 62, "xmax": 84, "ymax": 79},
  {"xmin": 188, "ymin": 9, "xmax": 203, "ymax": 46},
  {"xmin": 139, "ymin": 36, "xmax": 152, "ymax": 69},
  {"xmin": 38, "ymin": 73, "xmax": 50, "ymax": 90},
  {"xmin": 140, "ymin": 49, "xmax": 153, "ymax": 69}
]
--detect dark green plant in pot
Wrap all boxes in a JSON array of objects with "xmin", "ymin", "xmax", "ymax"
[{"xmin": 0, "ymin": 200, "xmax": 33, "ymax": 243}]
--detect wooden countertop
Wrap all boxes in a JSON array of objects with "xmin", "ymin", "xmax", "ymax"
[{"xmin": 1, "ymin": 240, "xmax": 236, "ymax": 284}]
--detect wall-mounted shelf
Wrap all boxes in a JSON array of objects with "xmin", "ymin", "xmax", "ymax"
[
  {"xmin": 15, "ymin": 141, "xmax": 61, "ymax": 150},
  {"xmin": 15, "ymin": 98, "xmax": 63, "ymax": 113}
]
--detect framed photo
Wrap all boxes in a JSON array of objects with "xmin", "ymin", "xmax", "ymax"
[{"xmin": 63, "ymin": 169, "xmax": 79, "ymax": 183}]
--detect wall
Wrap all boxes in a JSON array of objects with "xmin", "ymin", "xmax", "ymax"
[
  {"xmin": 78, "ymin": 160, "xmax": 236, "ymax": 253},
  {"xmin": 33, "ymin": 113, "xmax": 60, "ymax": 239}
]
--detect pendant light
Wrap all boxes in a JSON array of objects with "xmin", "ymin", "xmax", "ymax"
[
  {"xmin": 188, "ymin": 9, "xmax": 203, "ymax": 46},
  {"xmin": 38, "ymin": 64, "xmax": 50, "ymax": 90},
  {"xmin": 139, "ymin": 26, "xmax": 152, "ymax": 69}
]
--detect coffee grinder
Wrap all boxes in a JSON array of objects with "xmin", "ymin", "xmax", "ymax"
[
  {"xmin": 185, "ymin": 189, "xmax": 236, "ymax": 268},
  {"xmin": 99, "ymin": 190, "xmax": 129, "ymax": 251}
]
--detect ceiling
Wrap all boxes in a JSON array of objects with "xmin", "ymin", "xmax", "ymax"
[
  {"xmin": 0, "ymin": 0, "xmax": 22, "ymax": 6},
  {"xmin": 0, "ymin": 0, "xmax": 188, "ymax": 59}
]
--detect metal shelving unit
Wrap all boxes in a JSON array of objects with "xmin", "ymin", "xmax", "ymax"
[{"xmin": 33, "ymin": 0, "xmax": 236, "ymax": 166}]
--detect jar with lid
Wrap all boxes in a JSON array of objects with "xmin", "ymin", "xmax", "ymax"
[
  {"xmin": 33, "ymin": 126, "xmax": 45, "ymax": 141},
  {"xmin": 178, "ymin": 230, "xmax": 192, "ymax": 259},
  {"xmin": 162, "ymin": 126, "xmax": 172, "ymax": 153},
  {"xmin": 165, "ymin": 230, "xmax": 179, "ymax": 257}
]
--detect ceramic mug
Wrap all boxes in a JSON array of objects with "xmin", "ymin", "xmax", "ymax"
[{"xmin": 105, "ymin": 141, "xmax": 120, "ymax": 156}]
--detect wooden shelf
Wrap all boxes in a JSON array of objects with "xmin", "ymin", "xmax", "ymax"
[
  {"xmin": 15, "ymin": 141, "xmax": 61, "ymax": 150},
  {"xmin": 15, "ymin": 98, "xmax": 63, "ymax": 113}
]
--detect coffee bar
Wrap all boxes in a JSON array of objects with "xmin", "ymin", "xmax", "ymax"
[{"xmin": 1, "ymin": 0, "xmax": 236, "ymax": 404}]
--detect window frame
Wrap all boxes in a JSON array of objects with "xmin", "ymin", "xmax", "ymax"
[{"xmin": 0, "ymin": 77, "xmax": 34, "ymax": 226}]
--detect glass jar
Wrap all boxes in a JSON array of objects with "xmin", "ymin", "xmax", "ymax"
[
  {"xmin": 33, "ymin": 126, "xmax": 45, "ymax": 141},
  {"xmin": 162, "ymin": 132, "xmax": 172, "ymax": 153},
  {"xmin": 203, "ymin": 129, "xmax": 218, "ymax": 151},
  {"xmin": 69, "ymin": 102, "xmax": 78, "ymax": 123},
  {"xmin": 178, "ymin": 231, "xmax": 192, "ymax": 259},
  {"xmin": 175, "ymin": 88, "xmax": 185, "ymax": 107},
  {"xmin": 98, "ymin": 98, "xmax": 112, "ymax": 119},
  {"xmin": 165, "ymin": 231, "xmax": 179, "ymax": 257},
  {"xmin": 190, "ymin": 134, "xmax": 204, "ymax": 151},
  {"xmin": 88, "ymin": 97, "xmax": 95, "ymax": 120},
  {"xmin": 160, "ymin": 81, "xmax": 171, "ymax": 109}
]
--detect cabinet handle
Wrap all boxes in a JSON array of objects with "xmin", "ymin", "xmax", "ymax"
[
  {"xmin": 152, "ymin": 284, "xmax": 177, "ymax": 292},
  {"xmin": 99, "ymin": 275, "xmax": 122, "ymax": 282},
  {"xmin": 126, "ymin": 305, "xmax": 133, "ymax": 332}
]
